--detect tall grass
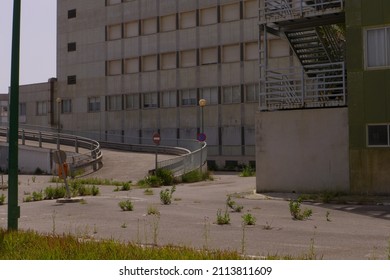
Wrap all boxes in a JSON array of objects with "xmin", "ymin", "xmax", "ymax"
[{"xmin": 0, "ymin": 230, "xmax": 245, "ymax": 260}]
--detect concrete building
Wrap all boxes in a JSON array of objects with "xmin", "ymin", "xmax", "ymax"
[
  {"xmin": 48, "ymin": 0, "xmax": 279, "ymax": 168},
  {"xmin": 256, "ymin": 0, "xmax": 390, "ymax": 195}
]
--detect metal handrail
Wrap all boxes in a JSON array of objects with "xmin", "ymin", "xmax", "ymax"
[
  {"xmin": 260, "ymin": 61, "xmax": 346, "ymax": 110},
  {"xmin": 0, "ymin": 126, "xmax": 102, "ymax": 175}
]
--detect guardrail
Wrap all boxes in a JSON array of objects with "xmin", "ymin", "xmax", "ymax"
[
  {"xmin": 0, "ymin": 125, "xmax": 207, "ymax": 178},
  {"xmin": 0, "ymin": 127, "xmax": 102, "ymax": 175}
]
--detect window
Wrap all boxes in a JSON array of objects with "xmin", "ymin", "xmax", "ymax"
[
  {"xmin": 125, "ymin": 94, "xmax": 139, "ymax": 110},
  {"xmin": 67, "ymin": 75, "xmax": 76, "ymax": 85},
  {"xmin": 180, "ymin": 50, "xmax": 197, "ymax": 67},
  {"xmin": 200, "ymin": 7, "xmax": 218, "ymax": 26},
  {"xmin": 88, "ymin": 97, "xmax": 101, "ymax": 112},
  {"xmin": 223, "ymin": 85, "xmax": 241, "ymax": 104},
  {"xmin": 365, "ymin": 27, "xmax": 390, "ymax": 68},
  {"xmin": 180, "ymin": 89, "xmax": 197, "ymax": 106},
  {"xmin": 142, "ymin": 18, "xmax": 157, "ymax": 35},
  {"xmin": 68, "ymin": 42, "xmax": 76, "ymax": 52},
  {"xmin": 221, "ymin": 3, "xmax": 240, "ymax": 22},
  {"xmin": 19, "ymin": 103, "xmax": 26, "ymax": 123},
  {"xmin": 68, "ymin": 9, "xmax": 76, "ymax": 19},
  {"xmin": 61, "ymin": 99, "xmax": 72, "ymax": 114},
  {"xmin": 201, "ymin": 47, "xmax": 218, "ymax": 65},
  {"xmin": 222, "ymin": 44, "xmax": 240, "ymax": 63},
  {"xmin": 19, "ymin": 103, "xmax": 26, "ymax": 116},
  {"xmin": 142, "ymin": 55, "xmax": 158, "ymax": 71},
  {"xmin": 125, "ymin": 58, "xmax": 139, "ymax": 73},
  {"xmin": 245, "ymin": 42, "xmax": 258, "ymax": 60},
  {"xmin": 245, "ymin": 83, "xmax": 259, "ymax": 102},
  {"xmin": 161, "ymin": 90, "xmax": 177, "ymax": 108},
  {"xmin": 161, "ymin": 52, "xmax": 177, "ymax": 70},
  {"xmin": 160, "ymin": 14, "xmax": 176, "ymax": 32},
  {"xmin": 36, "ymin": 101, "xmax": 47, "ymax": 116},
  {"xmin": 143, "ymin": 92, "xmax": 158, "ymax": 108},
  {"xmin": 107, "ymin": 24, "xmax": 122, "ymax": 40},
  {"xmin": 124, "ymin": 21, "xmax": 139, "ymax": 38},
  {"xmin": 180, "ymin": 11, "xmax": 196, "ymax": 29},
  {"xmin": 107, "ymin": 60, "xmax": 122, "ymax": 76},
  {"xmin": 107, "ymin": 95, "xmax": 123, "ymax": 111},
  {"xmin": 200, "ymin": 87, "xmax": 218, "ymax": 105},
  {"xmin": 367, "ymin": 124, "xmax": 390, "ymax": 146},
  {"xmin": 244, "ymin": 0, "xmax": 257, "ymax": 18}
]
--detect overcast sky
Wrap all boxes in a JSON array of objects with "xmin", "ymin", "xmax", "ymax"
[{"xmin": 0, "ymin": 0, "xmax": 56, "ymax": 93}]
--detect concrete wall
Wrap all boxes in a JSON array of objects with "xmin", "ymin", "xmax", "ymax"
[
  {"xmin": 0, "ymin": 144, "xmax": 52, "ymax": 174},
  {"xmin": 255, "ymin": 107, "xmax": 350, "ymax": 193}
]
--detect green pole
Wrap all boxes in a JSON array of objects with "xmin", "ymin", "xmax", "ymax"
[{"xmin": 8, "ymin": 0, "xmax": 22, "ymax": 231}]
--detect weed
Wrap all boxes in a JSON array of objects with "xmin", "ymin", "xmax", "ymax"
[
  {"xmin": 31, "ymin": 176, "xmax": 36, "ymax": 183},
  {"xmin": 23, "ymin": 196, "xmax": 33, "ymax": 203},
  {"xmin": 182, "ymin": 170, "xmax": 213, "ymax": 183},
  {"xmin": 242, "ymin": 212, "xmax": 256, "ymax": 226},
  {"xmin": 0, "ymin": 194, "xmax": 5, "ymax": 205},
  {"xmin": 93, "ymin": 224, "xmax": 98, "ymax": 234},
  {"xmin": 216, "ymin": 208, "xmax": 230, "ymax": 225},
  {"xmin": 138, "ymin": 175, "xmax": 162, "ymax": 188},
  {"xmin": 150, "ymin": 214, "xmax": 160, "ymax": 246},
  {"xmin": 289, "ymin": 198, "xmax": 312, "ymax": 220},
  {"xmin": 388, "ymin": 238, "xmax": 390, "ymax": 260},
  {"xmin": 263, "ymin": 221, "xmax": 273, "ymax": 230},
  {"xmin": 51, "ymin": 211, "xmax": 56, "ymax": 235},
  {"xmin": 121, "ymin": 223, "xmax": 127, "ymax": 229},
  {"xmin": 326, "ymin": 211, "xmax": 331, "ymax": 222},
  {"xmin": 91, "ymin": 185, "xmax": 100, "ymax": 196},
  {"xmin": 147, "ymin": 205, "xmax": 160, "ymax": 216},
  {"xmin": 44, "ymin": 185, "xmax": 66, "ymax": 200},
  {"xmin": 143, "ymin": 188, "xmax": 154, "ymax": 195},
  {"xmin": 155, "ymin": 168, "xmax": 175, "ymax": 186},
  {"xmin": 118, "ymin": 200, "xmax": 134, "ymax": 211},
  {"xmin": 239, "ymin": 165, "xmax": 255, "ymax": 177},
  {"xmin": 32, "ymin": 191, "xmax": 43, "ymax": 201},
  {"xmin": 226, "ymin": 195, "xmax": 243, "ymax": 212},
  {"xmin": 121, "ymin": 182, "xmax": 131, "ymax": 191},
  {"xmin": 160, "ymin": 186, "xmax": 176, "ymax": 205}
]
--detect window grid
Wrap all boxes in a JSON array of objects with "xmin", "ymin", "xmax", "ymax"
[
  {"xmin": 88, "ymin": 97, "xmax": 101, "ymax": 112},
  {"xmin": 36, "ymin": 101, "xmax": 48, "ymax": 116},
  {"xmin": 367, "ymin": 124, "xmax": 390, "ymax": 147}
]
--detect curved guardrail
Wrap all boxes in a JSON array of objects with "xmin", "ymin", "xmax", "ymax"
[{"xmin": 0, "ymin": 127, "xmax": 102, "ymax": 175}]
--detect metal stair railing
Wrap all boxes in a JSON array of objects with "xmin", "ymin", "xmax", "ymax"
[{"xmin": 260, "ymin": 62, "xmax": 346, "ymax": 110}]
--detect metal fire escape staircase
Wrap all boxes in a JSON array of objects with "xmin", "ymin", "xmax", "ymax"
[{"xmin": 259, "ymin": 0, "xmax": 346, "ymax": 110}]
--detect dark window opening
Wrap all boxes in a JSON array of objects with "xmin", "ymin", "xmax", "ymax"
[
  {"xmin": 68, "ymin": 9, "xmax": 76, "ymax": 19},
  {"xmin": 368, "ymin": 125, "xmax": 389, "ymax": 146}
]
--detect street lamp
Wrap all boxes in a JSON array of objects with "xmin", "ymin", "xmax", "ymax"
[
  {"xmin": 199, "ymin": 98, "xmax": 206, "ymax": 134},
  {"xmin": 56, "ymin": 97, "xmax": 61, "ymax": 133},
  {"xmin": 198, "ymin": 99, "xmax": 206, "ymax": 172}
]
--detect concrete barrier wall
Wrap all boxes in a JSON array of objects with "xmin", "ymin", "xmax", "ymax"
[
  {"xmin": 0, "ymin": 144, "xmax": 52, "ymax": 174},
  {"xmin": 255, "ymin": 107, "xmax": 350, "ymax": 193}
]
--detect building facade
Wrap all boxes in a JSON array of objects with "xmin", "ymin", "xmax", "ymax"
[{"xmin": 53, "ymin": 0, "xmax": 279, "ymax": 168}]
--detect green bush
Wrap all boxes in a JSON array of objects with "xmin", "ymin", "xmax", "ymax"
[
  {"xmin": 44, "ymin": 186, "xmax": 67, "ymax": 200},
  {"xmin": 91, "ymin": 185, "xmax": 100, "ymax": 196},
  {"xmin": 118, "ymin": 200, "xmax": 134, "ymax": 211},
  {"xmin": 160, "ymin": 186, "xmax": 176, "ymax": 205},
  {"xmin": 32, "ymin": 191, "xmax": 43, "ymax": 201},
  {"xmin": 239, "ymin": 165, "xmax": 255, "ymax": 177},
  {"xmin": 156, "ymin": 169, "xmax": 175, "ymax": 186},
  {"xmin": 216, "ymin": 209, "xmax": 230, "ymax": 225},
  {"xmin": 242, "ymin": 213, "xmax": 256, "ymax": 226},
  {"xmin": 0, "ymin": 194, "xmax": 5, "ymax": 205},
  {"xmin": 289, "ymin": 199, "xmax": 312, "ymax": 220},
  {"xmin": 226, "ymin": 195, "xmax": 243, "ymax": 212}
]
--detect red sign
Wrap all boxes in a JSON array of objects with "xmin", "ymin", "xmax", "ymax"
[{"xmin": 153, "ymin": 132, "xmax": 161, "ymax": 145}]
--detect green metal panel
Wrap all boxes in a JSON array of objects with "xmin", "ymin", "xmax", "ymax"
[
  {"xmin": 363, "ymin": 71, "xmax": 388, "ymax": 122},
  {"xmin": 345, "ymin": 0, "xmax": 362, "ymax": 27},
  {"xmin": 361, "ymin": 0, "xmax": 383, "ymax": 26},
  {"xmin": 345, "ymin": 27, "xmax": 363, "ymax": 71}
]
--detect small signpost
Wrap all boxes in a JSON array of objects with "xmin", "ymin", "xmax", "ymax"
[
  {"xmin": 152, "ymin": 132, "xmax": 160, "ymax": 172},
  {"xmin": 197, "ymin": 133, "xmax": 206, "ymax": 142}
]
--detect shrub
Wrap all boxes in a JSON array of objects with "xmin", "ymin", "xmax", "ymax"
[
  {"xmin": 91, "ymin": 185, "xmax": 100, "ymax": 196},
  {"xmin": 121, "ymin": 182, "xmax": 131, "ymax": 191},
  {"xmin": 44, "ymin": 186, "xmax": 67, "ymax": 200},
  {"xmin": 242, "ymin": 213, "xmax": 256, "ymax": 226},
  {"xmin": 182, "ymin": 170, "xmax": 213, "ymax": 183},
  {"xmin": 156, "ymin": 169, "xmax": 175, "ymax": 186},
  {"xmin": 239, "ymin": 165, "xmax": 255, "ymax": 177},
  {"xmin": 289, "ymin": 199, "xmax": 312, "ymax": 220},
  {"xmin": 144, "ymin": 188, "xmax": 154, "ymax": 195},
  {"xmin": 147, "ymin": 205, "xmax": 160, "ymax": 216},
  {"xmin": 216, "ymin": 209, "xmax": 230, "ymax": 225},
  {"xmin": 0, "ymin": 194, "xmax": 6, "ymax": 205},
  {"xmin": 32, "ymin": 191, "xmax": 43, "ymax": 201},
  {"xmin": 160, "ymin": 186, "xmax": 176, "ymax": 205},
  {"xmin": 118, "ymin": 200, "xmax": 134, "ymax": 211}
]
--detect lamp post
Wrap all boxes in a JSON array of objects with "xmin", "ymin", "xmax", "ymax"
[
  {"xmin": 56, "ymin": 97, "xmax": 61, "ymax": 133},
  {"xmin": 199, "ymin": 99, "xmax": 206, "ymax": 134},
  {"xmin": 198, "ymin": 99, "xmax": 206, "ymax": 172},
  {"xmin": 8, "ymin": 0, "xmax": 22, "ymax": 230}
]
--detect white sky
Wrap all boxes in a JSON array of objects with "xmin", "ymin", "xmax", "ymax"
[{"xmin": 0, "ymin": 0, "xmax": 57, "ymax": 93}]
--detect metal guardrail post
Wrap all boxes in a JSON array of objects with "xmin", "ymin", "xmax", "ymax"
[
  {"xmin": 75, "ymin": 137, "xmax": 79, "ymax": 153},
  {"xmin": 39, "ymin": 131, "xmax": 42, "ymax": 148},
  {"xmin": 57, "ymin": 133, "xmax": 60, "ymax": 150},
  {"xmin": 22, "ymin": 130, "xmax": 25, "ymax": 145}
]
